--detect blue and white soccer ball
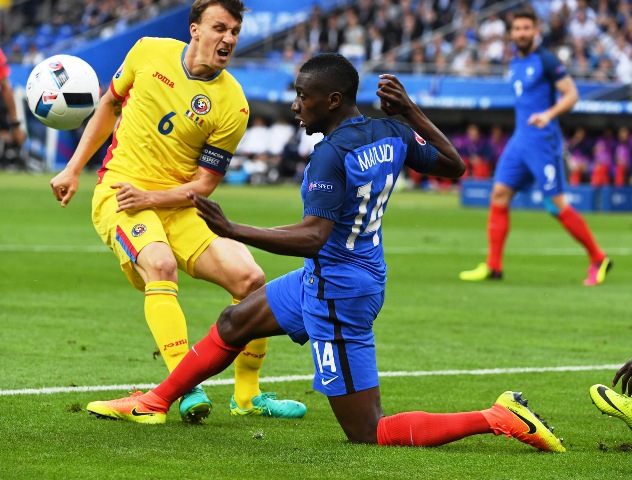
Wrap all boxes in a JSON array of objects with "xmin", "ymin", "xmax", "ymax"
[{"xmin": 26, "ymin": 54, "xmax": 100, "ymax": 130}]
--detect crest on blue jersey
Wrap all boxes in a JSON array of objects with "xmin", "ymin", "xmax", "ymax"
[
  {"xmin": 191, "ymin": 94, "xmax": 211, "ymax": 115},
  {"xmin": 308, "ymin": 181, "xmax": 334, "ymax": 192},
  {"xmin": 413, "ymin": 130, "xmax": 426, "ymax": 145},
  {"xmin": 131, "ymin": 224, "xmax": 147, "ymax": 237}
]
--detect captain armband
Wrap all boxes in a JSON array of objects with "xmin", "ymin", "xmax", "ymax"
[{"xmin": 198, "ymin": 144, "xmax": 233, "ymax": 176}]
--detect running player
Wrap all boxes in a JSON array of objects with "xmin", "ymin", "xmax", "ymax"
[
  {"xmin": 50, "ymin": 0, "xmax": 305, "ymax": 422},
  {"xmin": 85, "ymin": 52, "xmax": 565, "ymax": 453},
  {"xmin": 459, "ymin": 10, "xmax": 611, "ymax": 286}
]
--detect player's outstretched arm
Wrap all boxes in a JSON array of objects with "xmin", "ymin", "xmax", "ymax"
[
  {"xmin": 612, "ymin": 359, "xmax": 632, "ymax": 396},
  {"xmin": 189, "ymin": 193, "xmax": 334, "ymax": 257},
  {"xmin": 50, "ymin": 88, "xmax": 122, "ymax": 207},
  {"xmin": 528, "ymin": 76, "xmax": 578, "ymax": 129},
  {"xmin": 376, "ymin": 74, "xmax": 465, "ymax": 179}
]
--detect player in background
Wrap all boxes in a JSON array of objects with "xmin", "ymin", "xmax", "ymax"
[
  {"xmin": 0, "ymin": 46, "xmax": 27, "ymax": 149},
  {"xmin": 86, "ymin": 53, "xmax": 565, "ymax": 453},
  {"xmin": 590, "ymin": 360, "xmax": 632, "ymax": 431},
  {"xmin": 459, "ymin": 9, "xmax": 611, "ymax": 286},
  {"xmin": 49, "ymin": 0, "xmax": 306, "ymax": 422}
]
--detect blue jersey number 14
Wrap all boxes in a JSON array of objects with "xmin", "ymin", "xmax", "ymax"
[{"xmin": 346, "ymin": 174, "xmax": 394, "ymax": 250}]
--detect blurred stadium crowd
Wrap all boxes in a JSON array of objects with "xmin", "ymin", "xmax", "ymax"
[
  {"xmin": 237, "ymin": 0, "xmax": 632, "ymax": 187},
  {"xmin": 275, "ymin": 0, "xmax": 632, "ymax": 82},
  {"xmin": 0, "ymin": 0, "xmax": 631, "ymax": 187},
  {"xmin": 0, "ymin": 0, "xmax": 190, "ymax": 65}
]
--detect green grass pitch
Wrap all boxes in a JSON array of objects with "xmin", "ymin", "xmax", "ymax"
[{"xmin": 1, "ymin": 172, "xmax": 631, "ymax": 479}]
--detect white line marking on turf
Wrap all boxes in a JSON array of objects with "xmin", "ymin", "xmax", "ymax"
[
  {"xmin": 385, "ymin": 246, "xmax": 632, "ymax": 256},
  {"xmin": 0, "ymin": 364, "xmax": 620, "ymax": 396},
  {"xmin": 1, "ymin": 244, "xmax": 631, "ymax": 256},
  {"xmin": 0, "ymin": 245, "xmax": 109, "ymax": 253}
]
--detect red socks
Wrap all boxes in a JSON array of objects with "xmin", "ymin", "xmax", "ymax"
[
  {"xmin": 486, "ymin": 203, "xmax": 604, "ymax": 270},
  {"xmin": 150, "ymin": 324, "xmax": 245, "ymax": 406},
  {"xmin": 486, "ymin": 204, "xmax": 509, "ymax": 272},
  {"xmin": 377, "ymin": 411, "xmax": 492, "ymax": 447},
  {"xmin": 557, "ymin": 205, "xmax": 605, "ymax": 264}
]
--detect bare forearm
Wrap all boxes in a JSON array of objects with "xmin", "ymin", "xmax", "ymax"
[
  {"xmin": 404, "ymin": 106, "xmax": 459, "ymax": 162},
  {"xmin": 549, "ymin": 77, "xmax": 579, "ymax": 120},
  {"xmin": 228, "ymin": 223, "xmax": 324, "ymax": 257},
  {"xmin": 403, "ymin": 105, "xmax": 465, "ymax": 178},
  {"xmin": 549, "ymin": 90, "xmax": 578, "ymax": 119},
  {"xmin": 145, "ymin": 177, "xmax": 221, "ymax": 208}
]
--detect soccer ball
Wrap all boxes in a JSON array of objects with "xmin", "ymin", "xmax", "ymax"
[{"xmin": 26, "ymin": 55, "xmax": 100, "ymax": 130}]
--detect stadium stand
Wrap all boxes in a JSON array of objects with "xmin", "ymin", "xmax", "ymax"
[{"xmin": 1, "ymin": 0, "xmax": 631, "ymax": 195}]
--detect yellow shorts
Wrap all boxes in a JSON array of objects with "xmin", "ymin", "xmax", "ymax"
[{"xmin": 91, "ymin": 182, "xmax": 218, "ymax": 291}]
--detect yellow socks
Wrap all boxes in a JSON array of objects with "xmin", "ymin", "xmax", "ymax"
[
  {"xmin": 144, "ymin": 280, "xmax": 188, "ymax": 373},
  {"xmin": 233, "ymin": 332, "xmax": 268, "ymax": 409}
]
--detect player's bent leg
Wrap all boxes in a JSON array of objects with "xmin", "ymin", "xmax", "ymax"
[
  {"xmin": 137, "ymin": 243, "xmax": 214, "ymax": 423},
  {"xmin": 193, "ymin": 237, "xmax": 305, "ymax": 417},
  {"xmin": 373, "ymin": 389, "xmax": 564, "ymax": 450},
  {"xmin": 590, "ymin": 384, "xmax": 632, "ymax": 429},
  {"xmin": 328, "ymin": 387, "xmax": 384, "ymax": 443},
  {"xmin": 333, "ymin": 387, "xmax": 499, "ymax": 447},
  {"xmin": 216, "ymin": 287, "xmax": 287, "ymax": 352},
  {"xmin": 216, "ymin": 287, "xmax": 307, "ymax": 417},
  {"xmin": 192, "ymin": 236, "xmax": 265, "ymax": 300},
  {"xmin": 85, "ymin": 289, "xmax": 284, "ymax": 426}
]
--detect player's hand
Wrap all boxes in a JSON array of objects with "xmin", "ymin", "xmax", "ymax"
[
  {"xmin": 527, "ymin": 111, "xmax": 552, "ymax": 129},
  {"xmin": 376, "ymin": 74, "xmax": 415, "ymax": 117},
  {"xmin": 112, "ymin": 183, "xmax": 150, "ymax": 212},
  {"xmin": 612, "ymin": 359, "xmax": 632, "ymax": 396},
  {"xmin": 50, "ymin": 169, "xmax": 79, "ymax": 207},
  {"xmin": 188, "ymin": 192, "xmax": 234, "ymax": 238}
]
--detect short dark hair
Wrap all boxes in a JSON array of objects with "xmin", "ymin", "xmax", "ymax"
[
  {"xmin": 189, "ymin": 0, "xmax": 247, "ymax": 25},
  {"xmin": 299, "ymin": 53, "xmax": 359, "ymax": 104},
  {"xmin": 512, "ymin": 9, "xmax": 538, "ymax": 25}
]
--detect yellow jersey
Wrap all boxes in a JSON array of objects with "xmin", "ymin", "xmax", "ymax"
[{"xmin": 97, "ymin": 37, "xmax": 249, "ymax": 190}]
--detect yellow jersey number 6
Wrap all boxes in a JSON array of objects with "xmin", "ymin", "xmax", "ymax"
[{"xmin": 158, "ymin": 112, "xmax": 176, "ymax": 135}]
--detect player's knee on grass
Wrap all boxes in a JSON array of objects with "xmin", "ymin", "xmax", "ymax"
[{"xmin": 329, "ymin": 388, "xmax": 383, "ymax": 444}]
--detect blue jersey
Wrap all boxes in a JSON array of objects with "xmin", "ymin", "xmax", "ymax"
[
  {"xmin": 299, "ymin": 115, "xmax": 438, "ymax": 299},
  {"xmin": 509, "ymin": 45, "xmax": 567, "ymax": 139}
]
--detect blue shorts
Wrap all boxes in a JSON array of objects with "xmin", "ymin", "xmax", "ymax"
[
  {"xmin": 266, "ymin": 268, "xmax": 385, "ymax": 397},
  {"xmin": 494, "ymin": 134, "xmax": 566, "ymax": 196}
]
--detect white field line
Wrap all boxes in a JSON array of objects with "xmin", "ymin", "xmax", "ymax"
[
  {"xmin": 1, "ymin": 244, "xmax": 631, "ymax": 256},
  {"xmin": 0, "ymin": 245, "xmax": 110, "ymax": 253},
  {"xmin": 0, "ymin": 364, "xmax": 621, "ymax": 396}
]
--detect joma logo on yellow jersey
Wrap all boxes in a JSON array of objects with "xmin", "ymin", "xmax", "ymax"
[{"xmin": 152, "ymin": 71, "xmax": 175, "ymax": 88}]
